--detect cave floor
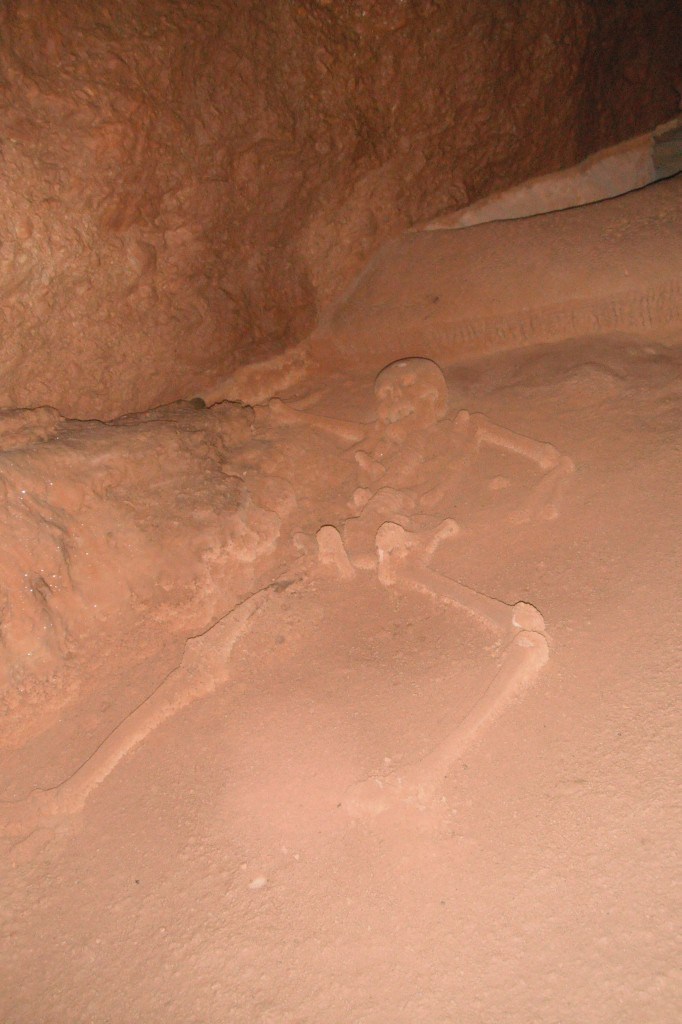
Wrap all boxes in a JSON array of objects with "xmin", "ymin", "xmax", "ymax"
[{"xmin": 1, "ymin": 331, "xmax": 681, "ymax": 1023}]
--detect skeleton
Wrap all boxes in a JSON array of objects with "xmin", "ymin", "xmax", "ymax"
[
  {"xmin": 0, "ymin": 358, "xmax": 573, "ymax": 837},
  {"xmin": 270, "ymin": 357, "xmax": 574, "ymax": 568},
  {"xmin": 271, "ymin": 357, "xmax": 573, "ymax": 818}
]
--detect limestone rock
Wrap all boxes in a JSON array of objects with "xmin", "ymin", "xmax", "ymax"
[{"xmin": 0, "ymin": 0, "xmax": 678, "ymax": 418}]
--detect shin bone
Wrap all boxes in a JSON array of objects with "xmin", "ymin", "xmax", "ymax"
[
  {"xmin": 0, "ymin": 588, "xmax": 274, "ymax": 837},
  {"xmin": 343, "ymin": 629, "xmax": 549, "ymax": 819}
]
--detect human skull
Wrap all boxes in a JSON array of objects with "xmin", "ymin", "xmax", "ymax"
[{"xmin": 374, "ymin": 358, "xmax": 448, "ymax": 429}]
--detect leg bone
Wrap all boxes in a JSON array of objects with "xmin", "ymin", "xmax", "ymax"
[
  {"xmin": 408, "ymin": 564, "xmax": 545, "ymax": 634},
  {"xmin": 375, "ymin": 523, "xmax": 544, "ymax": 634},
  {"xmin": 343, "ymin": 629, "xmax": 549, "ymax": 819},
  {"xmin": 0, "ymin": 588, "xmax": 274, "ymax": 837}
]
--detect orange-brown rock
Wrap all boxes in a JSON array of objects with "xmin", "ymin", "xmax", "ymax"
[
  {"xmin": 0, "ymin": 400, "xmax": 284, "ymax": 746},
  {"xmin": 312, "ymin": 175, "xmax": 682, "ymax": 374},
  {"xmin": 0, "ymin": 0, "xmax": 679, "ymax": 418}
]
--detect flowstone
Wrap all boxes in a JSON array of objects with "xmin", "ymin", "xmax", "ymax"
[{"xmin": 1, "ymin": 357, "xmax": 574, "ymax": 836}]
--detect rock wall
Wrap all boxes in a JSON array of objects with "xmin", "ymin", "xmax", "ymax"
[
  {"xmin": 0, "ymin": 0, "xmax": 679, "ymax": 418},
  {"xmin": 313, "ymin": 176, "xmax": 682, "ymax": 374}
]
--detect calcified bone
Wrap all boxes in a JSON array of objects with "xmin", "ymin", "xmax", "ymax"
[
  {"xmin": 404, "ymin": 563, "xmax": 544, "ymax": 634},
  {"xmin": 316, "ymin": 525, "xmax": 356, "ymax": 580},
  {"xmin": 471, "ymin": 413, "xmax": 561, "ymax": 469},
  {"xmin": 337, "ymin": 521, "xmax": 550, "ymax": 820},
  {"xmin": 468, "ymin": 412, "xmax": 576, "ymax": 520},
  {"xmin": 268, "ymin": 357, "xmax": 450, "ymax": 455},
  {"xmin": 343, "ymin": 629, "xmax": 550, "ymax": 819},
  {"xmin": 374, "ymin": 518, "xmax": 460, "ymax": 580},
  {"xmin": 374, "ymin": 357, "xmax": 448, "ymax": 428},
  {"xmin": 268, "ymin": 397, "xmax": 366, "ymax": 446},
  {"xmin": 520, "ymin": 453, "xmax": 576, "ymax": 521},
  {"xmin": 375, "ymin": 521, "xmax": 544, "ymax": 634},
  {"xmin": 267, "ymin": 360, "xmax": 575, "ymax": 528},
  {"xmin": 0, "ymin": 588, "xmax": 276, "ymax": 837},
  {"xmin": 354, "ymin": 450, "xmax": 385, "ymax": 482},
  {"xmin": 268, "ymin": 360, "xmax": 566, "ymax": 827}
]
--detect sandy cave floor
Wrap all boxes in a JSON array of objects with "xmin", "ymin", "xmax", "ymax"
[{"xmin": 1, "ymin": 332, "xmax": 681, "ymax": 1022}]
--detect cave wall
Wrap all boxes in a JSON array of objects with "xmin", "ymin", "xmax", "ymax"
[{"xmin": 0, "ymin": 0, "xmax": 679, "ymax": 419}]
